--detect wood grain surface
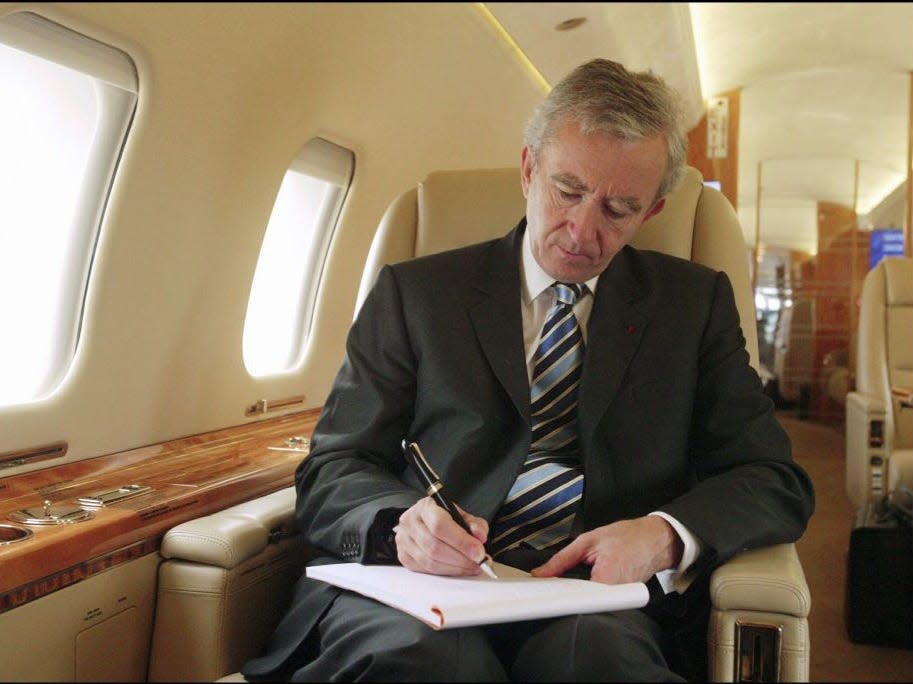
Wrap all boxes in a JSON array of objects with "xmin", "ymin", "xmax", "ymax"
[{"xmin": 0, "ymin": 409, "xmax": 320, "ymax": 609}]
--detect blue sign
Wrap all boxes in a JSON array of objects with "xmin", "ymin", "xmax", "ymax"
[{"xmin": 870, "ymin": 228, "xmax": 905, "ymax": 270}]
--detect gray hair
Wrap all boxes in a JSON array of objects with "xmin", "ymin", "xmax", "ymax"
[{"xmin": 524, "ymin": 59, "xmax": 687, "ymax": 201}]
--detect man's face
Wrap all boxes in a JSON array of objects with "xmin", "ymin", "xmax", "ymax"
[{"xmin": 520, "ymin": 119, "xmax": 667, "ymax": 284}]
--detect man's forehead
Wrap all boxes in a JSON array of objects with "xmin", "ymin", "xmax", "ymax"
[{"xmin": 536, "ymin": 126, "xmax": 665, "ymax": 206}]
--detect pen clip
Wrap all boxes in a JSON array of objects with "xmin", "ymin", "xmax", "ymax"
[{"xmin": 402, "ymin": 440, "xmax": 440, "ymax": 481}]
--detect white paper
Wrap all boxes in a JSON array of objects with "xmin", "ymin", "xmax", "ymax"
[{"xmin": 306, "ymin": 561, "xmax": 650, "ymax": 630}]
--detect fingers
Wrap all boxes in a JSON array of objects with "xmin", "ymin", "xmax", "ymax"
[
  {"xmin": 531, "ymin": 517, "xmax": 680, "ymax": 585},
  {"xmin": 453, "ymin": 502, "xmax": 490, "ymax": 544},
  {"xmin": 530, "ymin": 537, "xmax": 586, "ymax": 578},
  {"xmin": 395, "ymin": 497, "xmax": 488, "ymax": 575}
]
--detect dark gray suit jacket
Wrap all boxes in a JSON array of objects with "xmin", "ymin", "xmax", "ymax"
[{"xmin": 243, "ymin": 220, "xmax": 814, "ymax": 679}]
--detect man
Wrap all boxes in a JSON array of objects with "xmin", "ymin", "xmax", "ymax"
[{"xmin": 244, "ymin": 59, "xmax": 814, "ymax": 682}]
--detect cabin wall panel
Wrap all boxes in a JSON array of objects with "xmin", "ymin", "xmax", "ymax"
[
  {"xmin": 0, "ymin": 552, "xmax": 158, "ymax": 681},
  {"xmin": 0, "ymin": 3, "xmax": 542, "ymax": 471}
]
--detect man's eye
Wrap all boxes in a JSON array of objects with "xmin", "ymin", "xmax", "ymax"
[
  {"xmin": 605, "ymin": 204, "xmax": 630, "ymax": 220},
  {"xmin": 558, "ymin": 189, "xmax": 579, "ymax": 200}
]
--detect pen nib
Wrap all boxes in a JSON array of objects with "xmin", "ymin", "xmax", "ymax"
[{"xmin": 480, "ymin": 557, "xmax": 498, "ymax": 580}]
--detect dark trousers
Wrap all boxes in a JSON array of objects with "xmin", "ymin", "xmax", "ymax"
[{"xmin": 284, "ymin": 589, "xmax": 687, "ymax": 682}]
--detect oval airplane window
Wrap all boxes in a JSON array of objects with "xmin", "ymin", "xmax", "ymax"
[
  {"xmin": 0, "ymin": 12, "xmax": 137, "ymax": 406},
  {"xmin": 242, "ymin": 137, "xmax": 354, "ymax": 377}
]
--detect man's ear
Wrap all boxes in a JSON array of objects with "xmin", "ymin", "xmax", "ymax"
[
  {"xmin": 520, "ymin": 146, "xmax": 533, "ymax": 198},
  {"xmin": 643, "ymin": 197, "xmax": 666, "ymax": 221}
]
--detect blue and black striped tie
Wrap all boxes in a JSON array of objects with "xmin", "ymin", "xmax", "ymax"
[{"xmin": 490, "ymin": 282, "xmax": 586, "ymax": 555}]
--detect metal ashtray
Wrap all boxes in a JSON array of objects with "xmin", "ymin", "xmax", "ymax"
[
  {"xmin": 8, "ymin": 500, "xmax": 94, "ymax": 525},
  {"xmin": 0, "ymin": 523, "xmax": 34, "ymax": 544}
]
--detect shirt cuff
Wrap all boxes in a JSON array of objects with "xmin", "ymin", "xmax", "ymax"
[
  {"xmin": 648, "ymin": 510, "xmax": 703, "ymax": 594},
  {"xmin": 365, "ymin": 507, "xmax": 407, "ymax": 564}
]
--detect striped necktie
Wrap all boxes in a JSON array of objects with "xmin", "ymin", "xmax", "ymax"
[{"xmin": 490, "ymin": 282, "xmax": 586, "ymax": 556}]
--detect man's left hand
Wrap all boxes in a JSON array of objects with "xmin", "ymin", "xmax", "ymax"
[{"xmin": 530, "ymin": 515, "xmax": 683, "ymax": 584}]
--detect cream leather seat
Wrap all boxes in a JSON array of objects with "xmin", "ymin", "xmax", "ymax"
[
  {"xmin": 357, "ymin": 166, "xmax": 810, "ymax": 682},
  {"xmin": 148, "ymin": 488, "xmax": 309, "ymax": 682},
  {"xmin": 845, "ymin": 256, "xmax": 913, "ymax": 508},
  {"xmin": 152, "ymin": 166, "xmax": 811, "ymax": 682}
]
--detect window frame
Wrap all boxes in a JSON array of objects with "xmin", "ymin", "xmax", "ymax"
[
  {"xmin": 242, "ymin": 137, "xmax": 355, "ymax": 377},
  {"xmin": 0, "ymin": 11, "xmax": 138, "ymax": 405}
]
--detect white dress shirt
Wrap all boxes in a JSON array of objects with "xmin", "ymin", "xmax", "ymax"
[{"xmin": 519, "ymin": 230, "xmax": 702, "ymax": 593}]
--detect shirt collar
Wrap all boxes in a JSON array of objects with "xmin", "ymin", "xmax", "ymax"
[{"xmin": 521, "ymin": 228, "xmax": 599, "ymax": 303}]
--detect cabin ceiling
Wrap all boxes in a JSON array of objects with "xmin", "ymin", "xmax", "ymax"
[{"xmin": 485, "ymin": 2, "xmax": 913, "ymax": 253}]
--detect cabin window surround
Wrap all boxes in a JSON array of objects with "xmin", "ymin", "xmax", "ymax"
[
  {"xmin": 0, "ymin": 11, "xmax": 138, "ymax": 407},
  {"xmin": 242, "ymin": 137, "xmax": 354, "ymax": 378}
]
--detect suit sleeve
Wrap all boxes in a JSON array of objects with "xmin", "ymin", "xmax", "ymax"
[
  {"xmin": 294, "ymin": 265, "xmax": 422, "ymax": 561},
  {"xmin": 658, "ymin": 271, "xmax": 815, "ymax": 574}
]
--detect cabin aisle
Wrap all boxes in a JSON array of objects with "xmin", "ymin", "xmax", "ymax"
[{"xmin": 780, "ymin": 412, "xmax": 913, "ymax": 681}]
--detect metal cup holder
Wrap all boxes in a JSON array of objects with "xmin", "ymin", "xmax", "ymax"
[
  {"xmin": 0, "ymin": 523, "xmax": 33, "ymax": 545},
  {"xmin": 8, "ymin": 500, "xmax": 93, "ymax": 526}
]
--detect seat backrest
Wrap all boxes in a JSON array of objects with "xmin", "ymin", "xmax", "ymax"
[
  {"xmin": 357, "ymin": 166, "xmax": 760, "ymax": 370},
  {"xmin": 855, "ymin": 257, "xmax": 913, "ymax": 449}
]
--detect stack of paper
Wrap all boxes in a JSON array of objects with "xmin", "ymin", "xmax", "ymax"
[{"xmin": 307, "ymin": 561, "xmax": 650, "ymax": 630}]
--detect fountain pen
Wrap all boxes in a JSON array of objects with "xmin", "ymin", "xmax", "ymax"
[{"xmin": 402, "ymin": 440, "xmax": 498, "ymax": 579}]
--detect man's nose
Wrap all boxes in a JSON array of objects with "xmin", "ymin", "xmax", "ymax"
[{"xmin": 566, "ymin": 200, "xmax": 601, "ymax": 243}]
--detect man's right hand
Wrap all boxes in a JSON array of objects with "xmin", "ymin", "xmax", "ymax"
[{"xmin": 393, "ymin": 497, "xmax": 490, "ymax": 576}]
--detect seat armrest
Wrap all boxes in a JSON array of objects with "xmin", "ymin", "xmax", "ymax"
[
  {"xmin": 846, "ymin": 391, "xmax": 888, "ymax": 507},
  {"xmin": 149, "ymin": 487, "xmax": 306, "ymax": 682},
  {"xmin": 846, "ymin": 391, "xmax": 887, "ymax": 420},
  {"xmin": 708, "ymin": 544, "xmax": 810, "ymax": 682},
  {"xmin": 159, "ymin": 486, "xmax": 297, "ymax": 568},
  {"xmin": 710, "ymin": 543, "xmax": 810, "ymax": 617}
]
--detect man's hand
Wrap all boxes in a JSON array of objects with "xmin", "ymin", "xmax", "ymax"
[
  {"xmin": 394, "ymin": 497, "xmax": 490, "ymax": 576},
  {"xmin": 530, "ymin": 515, "xmax": 684, "ymax": 584}
]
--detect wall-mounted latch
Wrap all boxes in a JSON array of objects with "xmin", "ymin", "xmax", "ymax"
[
  {"xmin": 0, "ymin": 441, "xmax": 68, "ymax": 469},
  {"xmin": 245, "ymin": 395, "xmax": 306, "ymax": 416}
]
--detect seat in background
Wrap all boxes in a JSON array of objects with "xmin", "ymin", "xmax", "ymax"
[
  {"xmin": 772, "ymin": 298, "xmax": 816, "ymax": 418},
  {"xmin": 846, "ymin": 257, "xmax": 913, "ymax": 507}
]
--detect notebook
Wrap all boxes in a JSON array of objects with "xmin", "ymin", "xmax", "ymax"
[{"xmin": 306, "ymin": 561, "xmax": 650, "ymax": 630}]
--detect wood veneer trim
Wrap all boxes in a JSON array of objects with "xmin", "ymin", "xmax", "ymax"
[
  {"xmin": 0, "ymin": 537, "xmax": 158, "ymax": 614},
  {"xmin": 0, "ymin": 409, "xmax": 321, "ymax": 598}
]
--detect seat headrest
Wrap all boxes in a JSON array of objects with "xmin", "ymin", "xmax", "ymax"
[
  {"xmin": 413, "ymin": 166, "xmax": 707, "ymax": 260},
  {"xmin": 415, "ymin": 168, "xmax": 524, "ymax": 257},
  {"xmin": 358, "ymin": 164, "xmax": 759, "ymax": 370}
]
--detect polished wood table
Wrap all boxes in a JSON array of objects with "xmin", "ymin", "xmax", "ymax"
[{"xmin": 0, "ymin": 409, "xmax": 320, "ymax": 612}]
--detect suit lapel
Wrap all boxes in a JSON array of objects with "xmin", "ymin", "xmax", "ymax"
[
  {"xmin": 467, "ymin": 223, "xmax": 530, "ymax": 423},
  {"xmin": 579, "ymin": 247, "xmax": 657, "ymax": 443},
  {"xmin": 464, "ymin": 232, "xmax": 658, "ymax": 447}
]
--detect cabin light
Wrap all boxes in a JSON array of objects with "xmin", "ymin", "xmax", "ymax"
[
  {"xmin": 472, "ymin": 3, "xmax": 551, "ymax": 93},
  {"xmin": 555, "ymin": 17, "xmax": 587, "ymax": 31}
]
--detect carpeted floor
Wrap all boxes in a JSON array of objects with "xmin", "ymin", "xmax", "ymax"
[{"xmin": 779, "ymin": 412, "xmax": 913, "ymax": 682}]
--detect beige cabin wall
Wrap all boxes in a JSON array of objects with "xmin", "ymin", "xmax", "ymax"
[{"xmin": 0, "ymin": 2, "xmax": 543, "ymax": 469}]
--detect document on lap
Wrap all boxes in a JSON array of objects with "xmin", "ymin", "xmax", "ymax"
[{"xmin": 306, "ymin": 561, "xmax": 650, "ymax": 630}]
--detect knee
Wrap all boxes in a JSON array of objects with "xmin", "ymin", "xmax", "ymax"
[
  {"xmin": 512, "ymin": 612, "xmax": 682, "ymax": 682},
  {"xmin": 358, "ymin": 624, "xmax": 507, "ymax": 682},
  {"xmin": 571, "ymin": 614, "xmax": 671, "ymax": 680}
]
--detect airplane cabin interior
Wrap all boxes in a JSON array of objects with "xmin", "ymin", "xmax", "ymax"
[{"xmin": 0, "ymin": 3, "xmax": 911, "ymax": 682}]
